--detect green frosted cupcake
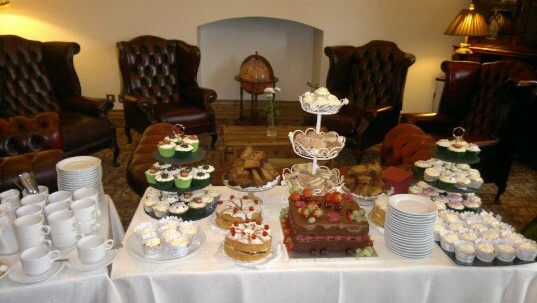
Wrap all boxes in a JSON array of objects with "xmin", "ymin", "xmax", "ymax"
[
  {"xmin": 191, "ymin": 170, "xmax": 211, "ymax": 189},
  {"xmin": 174, "ymin": 169, "xmax": 193, "ymax": 189},
  {"xmin": 187, "ymin": 197, "xmax": 207, "ymax": 219},
  {"xmin": 436, "ymin": 139, "xmax": 450, "ymax": 156},
  {"xmin": 465, "ymin": 143, "xmax": 481, "ymax": 160},
  {"xmin": 447, "ymin": 144, "xmax": 465, "ymax": 161},
  {"xmin": 145, "ymin": 167, "xmax": 160, "ymax": 184},
  {"xmin": 437, "ymin": 175, "xmax": 456, "ymax": 191},
  {"xmin": 155, "ymin": 172, "xmax": 174, "ymax": 190},
  {"xmin": 174, "ymin": 143, "xmax": 193, "ymax": 159},
  {"xmin": 158, "ymin": 141, "xmax": 176, "ymax": 158},
  {"xmin": 168, "ymin": 202, "xmax": 189, "ymax": 219},
  {"xmin": 182, "ymin": 135, "xmax": 199, "ymax": 152},
  {"xmin": 414, "ymin": 160, "xmax": 432, "ymax": 178}
]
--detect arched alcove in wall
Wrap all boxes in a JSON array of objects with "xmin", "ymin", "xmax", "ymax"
[{"xmin": 198, "ymin": 17, "xmax": 324, "ymax": 101}]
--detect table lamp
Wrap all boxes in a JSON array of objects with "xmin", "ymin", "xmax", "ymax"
[{"xmin": 444, "ymin": 3, "xmax": 489, "ymax": 56}]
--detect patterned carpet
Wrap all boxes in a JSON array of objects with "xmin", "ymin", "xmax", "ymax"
[{"xmin": 93, "ymin": 123, "xmax": 537, "ymax": 233}]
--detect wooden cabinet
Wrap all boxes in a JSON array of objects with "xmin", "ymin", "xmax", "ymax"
[{"xmin": 459, "ymin": 0, "xmax": 537, "ymax": 65}]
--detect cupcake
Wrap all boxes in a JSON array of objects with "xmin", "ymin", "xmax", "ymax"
[
  {"xmin": 460, "ymin": 231, "xmax": 478, "ymax": 243},
  {"xmin": 191, "ymin": 171, "xmax": 211, "ymax": 189},
  {"xmin": 504, "ymin": 232, "xmax": 525, "ymax": 244},
  {"xmin": 153, "ymin": 161, "xmax": 171, "ymax": 170},
  {"xmin": 468, "ymin": 176, "xmax": 484, "ymax": 189},
  {"xmin": 463, "ymin": 198, "xmax": 481, "ymax": 212},
  {"xmin": 182, "ymin": 135, "xmax": 199, "ymax": 152},
  {"xmin": 197, "ymin": 164, "xmax": 215, "ymax": 175},
  {"xmin": 168, "ymin": 202, "xmax": 189, "ymax": 219},
  {"xmin": 142, "ymin": 237, "xmax": 163, "ymax": 256},
  {"xmin": 435, "ymin": 201, "xmax": 446, "ymax": 211},
  {"xmin": 157, "ymin": 141, "xmax": 176, "ymax": 158},
  {"xmin": 158, "ymin": 225, "xmax": 180, "ymax": 241},
  {"xmin": 155, "ymin": 172, "xmax": 174, "ymax": 191},
  {"xmin": 152, "ymin": 202, "xmax": 170, "ymax": 218},
  {"xmin": 145, "ymin": 167, "xmax": 160, "ymax": 185},
  {"xmin": 455, "ymin": 240, "xmax": 476, "ymax": 263},
  {"xmin": 433, "ymin": 223, "xmax": 446, "ymax": 241},
  {"xmin": 456, "ymin": 163, "xmax": 471, "ymax": 171},
  {"xmin": 158, "ymin": 216, "xmax": 181, "ymax": 229},
  {"xmin": 414, "ymin": 160, "xmax": 432, "ymax": 177},
  {"xmin": 174, "ymin": 170, "xmax": 193, "ymax": 189},
  {"xmin": 496, "ymin": 242, "xmax": 516, "ymax": 262},
  {"xmin": 432, "ymin": 195, "xmax": 449, "ymax": 205},
  {"xmin": 447, "ymin": 144, "xmax": 466, "ymax": 161},
  {"xmin": 440, "ymin": 231, "xmax": 458, "ymax": 252},
  {"xmin": 180, "ymin": 192, "xmax": 196, "ymax": 203},
  {"xmin": 168, "ymin": 235, "xmax": 190, "ymax": 258},
  {"xmin": 179, "ymin": 222, "xmax": 198, "ymax": 241},
  {"xmin": 164, "ymin": 135, "xmax": 181, "ymax": 145},
  {"xmin": 480, "ymin": 230, "xmax": 500, "ymax": 241},
  {"xmin": 436, "ymin": 139, "xmax": 451, "ymax": 155},
  {"xmin": 437, "ymin": 175, "xmax": 457, "ymax": 191},
  {"xmin": 516, "ymin": 241, "xmax": 537, "ymax": 261},
  {"xmin": 134, "ymin": 222, "xmax": 158, "ymax": 242},
  {"xmin": 143, "ymin": 198, "xmax": 158, "ymax": 213},
  {"xmin": 174, "ymin": 143, "xmax": 194, "ymax": 159},
  {"xmin": 465, "ymin": 143, "xmax": 481, "ymax": 160},
  {"xmin": 200, "ymin": 194, "xmax": 215, "ymax": 215},
  {"xmin": 448, "ymin": 223, "xmax": 465, "ymax": 233},
  {"xmin": 424, "ymin": 167, "xmax": 441, "ymax": 182},
  {"xmin": 455, "ymin": 177, "xmax": 471, "ymax": 190},
  {"xmin": 475, "ymin": 239, "xmax": 496, "ymax": 262},
  {"xmin": 187, "ymin": 197, "xmax": 207, "ymax": 219},
  {"xmin": 408, "ymin": 185, "xmax": 423, "ymax": 195}
]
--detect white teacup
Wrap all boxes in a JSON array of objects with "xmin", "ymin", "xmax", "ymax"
[
  {"xmin": 47, "ymin": 209, "xmax": 78, "ymax": 235},
  {"xmin": 70, "ymin": 198, "xmax": 100, "ymax": 221},
  {"xmin": 20, "ymin": 246, "xmax": 60, "ymax": 276},
  {"xmin": 14, "ymin": 213, "xmax": 50, "ymax": 239},
  {"xmin": 47, "ymin": 191, "xmax": 72, "ymax": 205},
  {"xmin": 22, "ymin": 185, "xmax": 49, "ymax": 198},
  {"xmin": 50, "ymin": 229, "xmax": 83, "ymax": 249},
  {"xmin": 77, "ymin": 235, "xmax": 113, "ymax": 264},
  {"xmin": 0, "ymin": 189, "xmax": 20, "ymax": 206},
  {"xmin": 75, "ymin": 218, "xmax": 100, "ymax": 235},
  {"xmin": 43, "ymin": 201, "xmax": 70, "ymax": 218},
  {"xmin": 20, "ymin": 194, "xmax": 48, "ymax": 208},
  {"xmin": 73, "ymin": 187, "xmax": 99, "ymax": 205},
  {"xmin": 17, "ymin": 234, "xmax": 52, "ymax": 252},
  {"xmin": 16, "ymin": 204, "xmax": 43, "ymax": 218},
  {"xmin": 0, "ymin": 201, "xmax": 17, "ymax": 219}
]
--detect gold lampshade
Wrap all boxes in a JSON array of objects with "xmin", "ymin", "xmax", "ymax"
[
  {"xmin": 0, "ymin": 0, "xmax": 9, "ymax": 6},
  {"xmin": 444, "ymin": 4, "xmax": 489, "ymax": 55}
]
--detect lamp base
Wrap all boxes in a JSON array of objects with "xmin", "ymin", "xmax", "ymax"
[{"xmin": 454, "ymin": 43, "xmax": 473, "ymax": 55}]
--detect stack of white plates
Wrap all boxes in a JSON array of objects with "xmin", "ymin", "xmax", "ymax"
[
  {"xmin": 384, "ymin": 194, "xmax": 438, "ymax": 259},
  {"xmin": 56, "ymin": 156, "xmax": 104, "ymax": 206}
]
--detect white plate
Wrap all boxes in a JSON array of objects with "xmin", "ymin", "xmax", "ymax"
[
  {"xmin": 388, "ymin": 194, "xmax": 438, "ymax": 216},
  {"xmin": 8, "ymin": 261, "xmax": 65, "ymax": 284},
  {"xmin": 223, "ymin": 175, "xmax": 280, "ymax": 193},
  {"xmin": 218, "ymin": 241, "xmax": 282, "ymax": 269},
  {"xmin": 125, "ymin": 231, "xmax": 205, "ymax": 263},
  {"xmin": 56, "ymin": 156, "xmax": 101, "ymax": 172},
  {"xmin": 66, "ymin": 249, "xmax": 117, "ymax": 271}
]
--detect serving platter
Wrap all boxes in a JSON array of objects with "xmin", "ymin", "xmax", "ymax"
[{"xmin": 125, "ymin": 231, "xmax": 205, "ymax": 263}]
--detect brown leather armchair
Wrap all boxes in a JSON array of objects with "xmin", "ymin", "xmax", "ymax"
[
  {"xmin": 0, "ymin": 112, "xmax": 65, "ymax": 192},
  {"xmin": 401, "ymin": 60, "xmax": 537, "ymax": 203},
  {"xmin": 320, "ymin": 40, "xmax": 416, "ymax": 162},
  {"xmin": 117, "ymin": 35, "xmax": 217, "ymax": 147},
  {"xmin": 0, "ymin": 35, "xmax": 119, "ymax": 166}
]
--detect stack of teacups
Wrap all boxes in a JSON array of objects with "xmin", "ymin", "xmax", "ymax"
[
  {"xmin": 70, "ymin": 197, "xmax": 101, "ymax": 236},
  {"xmin": 47, "ymin": 209, "xmax": 82, "ymax": 249},
  {"xmin": 56, "ymin": 156, "xmax": 105, "ymax": 206},
  {"xmin": 1, "ymin": 188, "xmax": 21, "ymax": 213},
  {"xmin": 13, "ymin": 213, "xmax": 52, "ymax": 252}
]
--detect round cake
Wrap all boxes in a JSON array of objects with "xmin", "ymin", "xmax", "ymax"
[
  {"xmin": 215, "ymin": 194, "xmax": 262, "ymax": 229},
  {"xmin": 223, "ymin": 220, "xmax": 272, "ymax": 262}
]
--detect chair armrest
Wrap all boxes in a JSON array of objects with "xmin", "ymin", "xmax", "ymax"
[
  {"xmin": 123, "ymin": 95, "xmax": 159, "ymax": 124},
  {"xmin": 363, "ymin": 105, "xmax": 397, "ymax": 121},
  {"xmin": 185, "ymin": 87, "xmax": 217, "ymax": 110},
  {"xmin": 400, "ymin": 112, "xmax": 458, "ymax": 134},
  {"xmin": 60, "ymin": 96, "xmax": 114, "ymax": 119}
]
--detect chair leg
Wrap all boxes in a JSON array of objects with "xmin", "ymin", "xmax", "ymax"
[
  {"xmin": 111, "ymin": 127, "xmax": 120, "ymax": 167},
  {"xmin": 125, "ymin": 126, "xmax": 133, "ymax": 144},
  {"xmin": 210, "ymin": 133, "xmax": 218, "ymax": 149},
  {"xmin": 494, "ymin": 182, "xmax": 507, "ymax": 205}
]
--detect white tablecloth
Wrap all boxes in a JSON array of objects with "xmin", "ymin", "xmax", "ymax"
[
  {"xmin": 111, "ymin": 186, "xmax": 537, "ymax": 303},
  {"xmin": 0, "ymin": 195, "xmax": 125, "ymax": 303}
]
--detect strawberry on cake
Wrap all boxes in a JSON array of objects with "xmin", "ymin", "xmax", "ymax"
[{"xmin": 223, "ymin": 220, "xmax": 272, "ymax": 262}]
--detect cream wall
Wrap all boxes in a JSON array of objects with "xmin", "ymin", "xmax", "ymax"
[{"xmin": 0, "ymin": 0, "xmax": 469, "ymax": 113}]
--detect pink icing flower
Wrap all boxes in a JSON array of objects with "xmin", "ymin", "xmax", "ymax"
[{"xmin": 326, "ymin": 212, "xmax": 341, "ymax": 223}]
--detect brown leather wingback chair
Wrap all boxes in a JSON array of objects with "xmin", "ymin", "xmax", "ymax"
[
  {"xmin": 321, "ymin": 40, "xmax": 416, "ymax": 162},
  {"xmin": 401, "ymin": 60, "xmax": 537, "ymax": 203},
  {"xmin": 0, "ymin": 35, "xmax": 119, "ymax": 166},
  {"xmin": 117, "ymin": 35, "xmax": 217, "ymax": 147},
  {"xmin": 0, "ymin": 112, "xmax": 65, "ymax": 192}
]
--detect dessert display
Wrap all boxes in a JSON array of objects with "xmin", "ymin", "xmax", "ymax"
[
  {"xmin": 413, "ymin": 158, "xmax": 483, "ymax": 191},
  {"xmin": 344, "ymin": 163, "xmax": 387, "ymax": 197},
  {"xmin": 290, "ymin": 128, "xmax": 345, "ymax": 159},
  {"xmin": 223, "ymin": 146, "xmax": 280, "ymax": 190},
  {"xmin": 282, "ymin": 163, "xmax": 343, "ymax": 195},
  {"xmin": 142, "ymin": 187, "xmax": 221, "ymax": 221},
  {"xmin": 435, "ymin": 210, "xmax": 537, "ymax": 264},
  {"xmin": 215, "ymin": 194, "xmax": 263, "ymax": 229},
  {"xmin": 408, "ymin": 181, "xmax": 483, "ymax": 212},
  {"xmin": 146, "ymin": 163, "xmax": 215, "ymax": 192},
  {"xmin": 369, "ymin": 194, "xmax": 389, "ymax": 228},
  {"xmin": 298, "ymin": 86, "xmax": 349, "ymax": 114},
  {"xmin": 223, "ymin": 220, "xmax": 272, "ymax": 262},
  {"xmin": 281, "ymin": 188, "xmax": 373, "ymax": 255}
]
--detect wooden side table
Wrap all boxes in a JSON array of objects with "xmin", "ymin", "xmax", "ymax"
[{"xmin": 234, "ymin": 76, "xmax": 278, "ymax": 124}]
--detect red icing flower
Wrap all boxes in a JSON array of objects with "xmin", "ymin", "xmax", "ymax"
[{"xmin": 326, "ymin": 212, "xmax": 341, "ymax": 223}]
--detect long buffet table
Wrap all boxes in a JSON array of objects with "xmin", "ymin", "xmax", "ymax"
[
  {"xmin": 0, "ymin": 196, "xmax": 125, "ymax": 303},
  {"xmin": 110, "ymin": 186, "xmax": 537, "ymax": 303}
]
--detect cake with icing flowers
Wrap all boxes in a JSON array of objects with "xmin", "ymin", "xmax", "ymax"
[
  {"xmin": 215, "ymin": 194, "xmax": 263, "ymax": 229},
  {"xmin": 281, "ymin": 189, "xmax": 372, "ymax": 255},
  {"xmin": 223, "ymin": 220, "xmax": 272, "ymax": 262}
]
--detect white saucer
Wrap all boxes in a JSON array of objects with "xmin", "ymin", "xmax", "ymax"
[
  {"xmin": 66, "ymin": 249, "xmax": 117, "ymax": 271},
  {"xmin": 0, "ymin": 265, "xmax": 9, "ymax": 280},
  {"xmin": 8, "ymin": 261, "xmax": 65, "ymax": 284},
  {"xmin": 218, "ymin": 241, "xmax": 282, "ymax": 270}
]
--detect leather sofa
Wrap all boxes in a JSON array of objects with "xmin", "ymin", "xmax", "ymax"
[
  {"xmin": 0, "ymin": 35, "xmax": 119, "ymax": 166},
  {"xmin": 0, "ymin": 112, "xmax": 65, "ymax": 192}
]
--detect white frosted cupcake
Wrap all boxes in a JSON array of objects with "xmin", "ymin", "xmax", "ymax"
[
  {"xmin": 174, "ymin": 143, "xmax": 194, "ymax": 159},
  {"xmin": 179, "ymin": 222, "xmax": 198, "ymax": 241},
  {"xmin": 495, "ymin": 242, "xmax": 516, "ymax": 262},
  {"xmin": 158, "ymin": 216, "xmax": 181, "ymax": 229},
  {"xmin": 144, "ymin": 198, "xmax": 158, "ymax": 213},
  {"xmin": 480, "ymin": 230, "xmax": 500, "ymax": 241},
  {"xmin": 455, "ymin": 240, "xmax": 476, "ymax": 263},
  {"xmin": 168, "ymin": 202, "xmax": 189, "ymax": 219},
  {"xmin": 414, "ymin": 160, "xmax": 432, "ymax": 177},
  {"xmin": 516, "ymin": 241, "xmax": 537, "ymax": 261},
  {"xmin": 134, "ymin": 222, "xmax": 158, "ymax": 242},
  {"xmin": 456, "ymin": 163, "xmax": 471, "ymax": 171},
  {"xmin": 438, "ymin": 174, "xmax": 457, "ymax": 191},
  {"xmin": 168, "ymin": 235, "xmax": 190, "ymax": 258},
  {"xmin": 433, "ymin": 223, "xmax": 446, "ymax": 241},
  {"xmin": 455, "ymin": 177, "xmax": 471, "ymax": 190},
  {"xmin": 440, "ymin": 230, "xmax": 458, "ymax": 252},
  {"xmin": 460, "ymin": 231, "xmax": 478, "ymax": 243},
  {"xmin": 475, "ymin": 239, "xmax": 496, "ymax": 262},
  {"xmin": 142, "ymin": 237, "xmax": 163, "ymax": 256},
  {"xmin": 158, "ymin": 225, "xmax": 180, "ymax": 241},
  {"xmin": 436, "ymin": 139, "xmax": 450, "ymax": 155},
  {"xmin": 197, "ymin": 164, "xmax": 215, "ymax": 174},
  {"xmin": 465, "ymin": 143, "xmax": 481, "ymax": 160},
  {"xmin": 504, "ymin": 232, "xmax": 525, "ymax": 245},
  {"xmin": 424, "ymin": 167, "xmax": 441, "ymax": 182},
  {"xmin": 408, "ymin": 185, "xmax": 423, "ymax": 195},
  {"xmin": 152, "ymin": 202, "xmax": 170, "ymax": 218},
  {"xmin": 468, "ymin": 175, "xmax": 484, "ymax": 189}
]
